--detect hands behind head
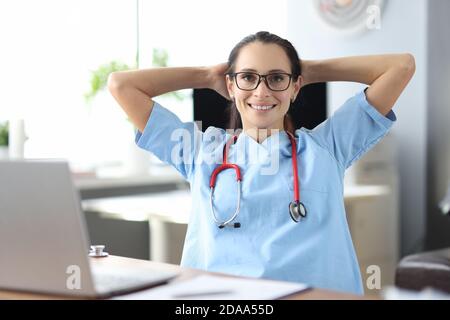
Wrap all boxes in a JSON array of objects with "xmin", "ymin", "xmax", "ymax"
[{"xmin": 208, "ymin": 62, "xmax": 231, "ymax": 101}]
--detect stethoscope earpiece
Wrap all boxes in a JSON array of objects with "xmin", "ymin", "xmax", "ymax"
[{"xmin": 218, "ymin": 222, "xmax": 240, "ymax": 229}]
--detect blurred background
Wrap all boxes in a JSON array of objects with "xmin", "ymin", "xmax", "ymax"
[{"xmin": 0, "ymin": 0, "xmax": 449, "ymax": 295}]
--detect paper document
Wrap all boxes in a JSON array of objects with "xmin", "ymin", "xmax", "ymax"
[{"xmin": 116, "ymin": 274, "xmax": 309, "ymax": 300}]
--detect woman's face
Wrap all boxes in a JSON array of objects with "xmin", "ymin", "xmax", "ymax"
[{"xmin": 226, "ymin": 42, "xmax": 302, "ymax": 132}]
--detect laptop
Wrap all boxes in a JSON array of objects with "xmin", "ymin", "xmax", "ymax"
[{"xmin": 0, "ymin": 160, "xmax": 179, "ymax": 298}]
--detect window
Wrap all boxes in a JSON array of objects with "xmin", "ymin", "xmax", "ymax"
[
  {"xmin": 0, "ymin": 0, "xmax": 287, "ymax": 173},
  {"xmin": 0, "ymin": 0, "xmax": 137, "ymax": 172}
]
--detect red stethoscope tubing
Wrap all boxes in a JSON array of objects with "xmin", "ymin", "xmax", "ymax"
[
  {"xmin": 286, "ymin": 132, "xmax": 300, "ymax": 203},
  {"xmin": 209, "ymin": 135, "xmax": 242, "ymax": 188},
  {"xmin": 209, "ymin": 132, "xmax": 306, "ymax": 228},
  {"xmin": 209, "ymin": 132, "xmax": 301, "ymax": 207}
]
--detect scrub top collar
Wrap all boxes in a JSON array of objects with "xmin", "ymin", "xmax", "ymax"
[
  {"xmin": 221, "ymin": 130, "xmax": 307, "ymax": 168},
  {"xmin": 235, "ymin": 129, "xmax": 305, "ymax": 156},
  {"xmin": 237, "ymin": 129, "xmax": 289, "ymax": 148}
]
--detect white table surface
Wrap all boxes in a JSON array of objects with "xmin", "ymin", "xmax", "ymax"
[{"xmin": 82, "ymin": 185, "xmax": 390, "ymax": 224}]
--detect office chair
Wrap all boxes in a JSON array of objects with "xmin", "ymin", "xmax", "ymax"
[{"xmin": 395, "ymin": 248, "xmax": 450, "ymax": 293}]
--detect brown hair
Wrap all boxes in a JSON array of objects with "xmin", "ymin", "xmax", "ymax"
[{"xmin": 226, "ymin": 31, "xmax": 302, "ymax": 134}]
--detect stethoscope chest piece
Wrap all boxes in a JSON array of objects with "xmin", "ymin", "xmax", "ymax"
[
  {"xmin": 89, "ymin": 245, "xmax": 109, "ymax": 257},
  {"xmin": 289, "ymin": 201, "xmax": 307, "ymax": 222}
]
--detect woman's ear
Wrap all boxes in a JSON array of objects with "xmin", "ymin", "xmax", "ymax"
[
  {"xmin": 298, "ymin": 75, "xmax": 304, "ymax": 88},
  {"xmin": 226, "ymin": 74, "xmax": 235, "ymax": 100},
  {"xmin": 297, "ymin": 75, "xmax": 304, "ymax": 89},
  {"xmin": 292, "ymin": 75, "xmax": 303, "ymax": 101}
]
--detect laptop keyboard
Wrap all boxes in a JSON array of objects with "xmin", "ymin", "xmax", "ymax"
[{"xmin": 92, "ymin": 270, "xmax": 177, "ymax": 296}]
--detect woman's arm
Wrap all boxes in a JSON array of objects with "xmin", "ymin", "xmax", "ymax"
[
  {"xmin": 301, "ymin": 54, "xmax": 416, "ymax": 116},
  {"xmin": 108, "ymin": 66, "xmax": 212, "ymax": 132}
]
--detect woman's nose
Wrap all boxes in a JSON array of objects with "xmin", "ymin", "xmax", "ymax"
[{"xmin": 253, "ymin": 79, "xmax": 271, "ymax": 96}]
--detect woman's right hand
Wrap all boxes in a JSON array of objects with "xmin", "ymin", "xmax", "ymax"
[{"xmin": 207, "ymin": 62, "xmax": 231, "ymax": 101}]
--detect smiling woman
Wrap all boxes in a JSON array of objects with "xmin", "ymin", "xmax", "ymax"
[
  {"xmin": 224, "ymin": 33, "xmax": 302, "ymax": 141},
  {"xmin": 108, "ymin": 29, "xmax": 414, "ymax": 294}
]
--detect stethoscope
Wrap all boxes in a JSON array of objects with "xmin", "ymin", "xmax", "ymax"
[{"xmin": 209, "ymin": 132, "xmax": 307, "ymax": 229}]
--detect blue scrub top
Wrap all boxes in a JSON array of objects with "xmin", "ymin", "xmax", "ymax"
[{"xmin": 136, "ymin": 89, "xmax": 396, "ymax": 294}]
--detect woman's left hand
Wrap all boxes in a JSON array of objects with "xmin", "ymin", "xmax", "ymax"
[
  {"xmin": 299, "ymin": 60, "xmax": 314, "ymax": 87},
  {"xmin": 207, "ymin": 62, "xmax": 231, "ymax": 101}
]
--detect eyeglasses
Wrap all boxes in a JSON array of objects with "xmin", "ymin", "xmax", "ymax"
[{"xmin": 228, "ymin": 72, "xmax": 293, "ymax": 92}]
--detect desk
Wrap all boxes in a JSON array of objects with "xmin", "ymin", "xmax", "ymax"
[
  {"xmin": 82, "ymin": 185, "xmax": 390, "ymax": 264},
  {"xmin": 0, "ymin": 255, "xmax": 372, "ymax": 300},
  {"xmin": 74, "ymin": 170, "xmax": 188, "ymax": 200},
  {"xmin": 82, "ymin": 185, "xmax": 389, "ymax": 222}
]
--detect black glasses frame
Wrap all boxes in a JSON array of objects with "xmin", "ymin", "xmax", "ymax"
[{"xmin": 228, "ymin": 72, "xmax": 293, "ymax": 92}]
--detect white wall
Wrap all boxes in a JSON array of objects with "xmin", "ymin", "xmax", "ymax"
[
  {"xmin": 286, "ymin": 0, "xmax": 428, "ymax": 256},
  {"xmin": 137, "ymin": 0, "xmax": 288, "ymax": 123}
]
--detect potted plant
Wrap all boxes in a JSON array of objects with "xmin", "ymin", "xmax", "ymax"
[
  {"xmin": 84, "ymin": 48, "xmax": 183, "ymax": 104},
  {"xmin": 0, "ymin": 121, "xmax": 9, "ymax": 159},
  {"xmin": 84, "ymin": 49, "xmax": 185, "ymax": 176},
  {"xmin": 84, "ymin": 60, "xmax": 132, "ymax": 104}
]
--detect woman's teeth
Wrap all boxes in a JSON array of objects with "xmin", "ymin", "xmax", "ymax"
[{"xmin": 248, "ymin": 104, "xmax": 276, "ymax": 111}]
